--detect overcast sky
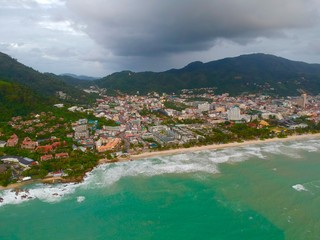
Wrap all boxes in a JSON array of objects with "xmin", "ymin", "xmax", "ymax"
[{"xmin": 1, "ymin": 0, "xmax": 320, "ymax": 77}]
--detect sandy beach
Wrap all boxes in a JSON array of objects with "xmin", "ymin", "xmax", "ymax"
[
  {"xmin": 115, "ymin": 133, "xmax": 320, "ymax": 162},
  {"xmin": 2, "ymin": 133, "xmax": 320, "ymax": 191}
]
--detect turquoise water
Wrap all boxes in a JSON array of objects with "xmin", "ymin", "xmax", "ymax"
[{"xmin": 1, "ymin": 139, "xmax": 320, "ymax": 240}]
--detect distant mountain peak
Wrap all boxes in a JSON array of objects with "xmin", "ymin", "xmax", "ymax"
[
  {"xmin": 183, "ymin": 61, "xmax": 204, "ymax": 70},
  {"xmin": 60, "ymin": 73, "xmax": 97, "ymax": 81}
]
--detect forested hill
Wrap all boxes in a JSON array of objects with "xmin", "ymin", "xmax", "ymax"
[
  {"xmin": 0, "ymin": 81, "xmax": 49, "ymax": 121},
  {"xmin": 0, "ymin": 52, "xmax": 83, "ymax": 97},
  {"xmin": 95, "ymin": 53, "xmax": 320, "ymax": 96}
]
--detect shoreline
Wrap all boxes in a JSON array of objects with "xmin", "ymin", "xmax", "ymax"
[
  {"xmin": 114, "ymin": 132, "xmax": 320, "ymax": 162},
  {"xmin": 2, "ymin": 132, "xmax": 320, "ymax": 191}
]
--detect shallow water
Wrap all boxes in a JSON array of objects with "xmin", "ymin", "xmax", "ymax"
[{"xmin": 1, "ymin": 138, "xmax": 320, "ymax": 239}]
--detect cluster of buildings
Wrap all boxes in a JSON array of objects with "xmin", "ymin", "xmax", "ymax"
[
  {"xmin": 1, "ymin": 85, "xmax": 320, "ymax": 184},
  {"xmin": 2, "ymin": 87, "xmax": 320, "ymax": 166},
  {"xmin": 62, "ymin": 87, "xmax": 319, "ymax": 154}
]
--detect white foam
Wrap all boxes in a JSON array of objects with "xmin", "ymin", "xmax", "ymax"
[
  {"xmin": 77, "ymin": 196, "xmax": 85, "ymax": 203},
  {"xmin": 81, "ymin": 154, "xmax": 221, "ymax": 189},
  {"xmin": 292, "ymin": 184, "xmax": 308, "ymax": 192},
  {"xmin": 288, "ymin": 142, "xmax": 320, "ymax": 152},
  {"xmin": 0, "ymin": 183, "xmax": 79, "ymax": 207}
]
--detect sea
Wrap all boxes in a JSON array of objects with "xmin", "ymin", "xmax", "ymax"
[{"xmin": 1, "ymin": 138, "xmax": 320, "ymax": 240}]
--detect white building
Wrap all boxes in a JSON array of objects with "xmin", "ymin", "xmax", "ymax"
[
  {"xmin": 198, "ymin": 102, "xmax": 211, "ymax": 112},
  {"xmin": 227, "ymin": 106, "xmax": 241, "ymax": 121}
]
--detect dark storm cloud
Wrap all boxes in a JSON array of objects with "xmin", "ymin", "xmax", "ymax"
[{"xmin": 66, "ymin": 0, "xmax": 319, "ymax": 57}]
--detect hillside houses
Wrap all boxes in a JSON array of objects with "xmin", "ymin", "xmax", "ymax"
[
  {"xmin": 21, "ymin": 137, "xmax": 38, "ymax": 150},
  {"xmin": 7, "ymin": 134, "xmax": 19, "ymax": 147}
]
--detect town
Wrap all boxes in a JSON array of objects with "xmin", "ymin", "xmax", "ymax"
[{"xmin": 1, "ymin": 87, "xmax": 320, "ymax": 187}]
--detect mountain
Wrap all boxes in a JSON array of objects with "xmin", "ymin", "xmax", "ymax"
[
  {"xmin": 58, "ymin": 74, "xmax": 94, "ymax": 88},
  {"xmin": 60, "ymin": 73, "xmax": 97, "ymax": 81},
  {"xmin": 95, "ymin": 53, "xmax": 320, "ymax": 96},
  {"xmin": 0, "ymin": 52, "xmax": 84, "ymax": 98}
]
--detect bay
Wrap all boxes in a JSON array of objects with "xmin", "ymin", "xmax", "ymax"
[{"xmin": 1, "ymin": 138, "xmax": 320, "ymax": 240}]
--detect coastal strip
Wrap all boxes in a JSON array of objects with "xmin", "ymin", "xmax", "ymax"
[
  {"xmin": 104, "ymin": 133, "xmax": 320, "ymax": 162},
  {"xmin": 2, "ymin": 133, "xmax": 320, "ymax": 191}
]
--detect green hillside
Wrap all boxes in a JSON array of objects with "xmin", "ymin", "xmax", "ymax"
[
  {"xmin": 0, "ymin": 52, "xmax": 85, "ymax": 98},
  {"xmin": 0, "ymin": 81, "xmax": 49, "ymax": 121},
  {"xmin": 96, "ymin": 53, "xmax": 320, "ymax": 96}
]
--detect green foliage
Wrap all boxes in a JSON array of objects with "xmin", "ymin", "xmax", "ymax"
[
  {"xmin": 29, "ymin": 151, "xmax": 99, "ymax": 179},
  {"xmin": 139, "ymin": 108, "xmax": 152, "ymax": 116},
  {"xmin": 228, "ymin": 123, "xmax": 271, "ymax": 140},
  {"xmin": 0, "ymin": 169, "xmax": 12, "ymax": 187},
  {"xmin": 177, "ymin": 118, "xmax": 206, "ymax": 124},
  {"xmin": 163, "ymin": 101, "xmax": 187, "ymax": 111},
  {"xmin": 0, "ymin": 52, "xmax": 93, "ymax": 103},
  {"xmin": 0, "ymin": 81, "xmax": 50, "ymax": 121}
]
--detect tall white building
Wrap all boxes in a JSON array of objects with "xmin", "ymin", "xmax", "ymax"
[
  {"xmin": 227, "ymin": 106, "xmax": 241, "ymax": 121},
  {"xmin": 198, "ymin": 102, "xmax": 211, "ymax": 112}
]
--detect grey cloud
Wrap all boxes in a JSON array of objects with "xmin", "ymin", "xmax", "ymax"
[{"xmin": 66, "ymin": 0, "xmax": 319, "ymax": 57}]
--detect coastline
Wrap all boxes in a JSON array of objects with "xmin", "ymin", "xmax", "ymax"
[
  {"xmin": 114, "ymin": 132, "xmax": 320, "ymax": 162},
  {"xmin": 2, "ymin": 133, "xmax": 320, "ymax": 191}
]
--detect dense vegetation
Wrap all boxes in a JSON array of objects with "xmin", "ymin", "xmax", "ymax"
[
  {"xmin": 96, "ymin": 53, "xmax": 320, "ymax": 96},
  {"xmin": 0, "ymin": 52, "xmax": 87, "ymax": 99},
  {"xmin": 0, "ymin": 81, "xmax": 50, "ymax": 121}
]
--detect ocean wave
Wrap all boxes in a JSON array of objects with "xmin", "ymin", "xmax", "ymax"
[
  {"xmin": 292, "ymin": 184, "xmax": 308, "ymax": 192},
  {"xmin": 288, "ymin": 141, "xmax": 320, "ymax": 153},
  {"xmin": 0, "ymin": 183, "xmax": 79, "ymax": 207}
]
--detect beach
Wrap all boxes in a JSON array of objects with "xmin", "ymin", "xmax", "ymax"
[
  {"xmin": 2, "ymin": 132, "xmax": 320, "ymax": 191},
  {"xmin": 114, "ymin": 132, "xmax": 320, "ymax": 161}
]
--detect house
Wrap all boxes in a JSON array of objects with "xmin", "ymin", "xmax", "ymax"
[
  {"xmin": 51, "ymin": 142, "xmax": 61, "ymax": 149},
  {"xmin": 40, "ymin": 155, "xmax": 53, "ymax": 161},
  {"xmin": 259, "ymin": 120, "xmax": 270, "ymax": 128},
  {"xmin": 7, "ymin": 134, "xmax": 19, "ymax": 147},
  {"xmin": 55, "ymin": 153, "xmax": 69, "ymax": 159},
  {"xmin": 21, "ymin": 137, "xmax": 38, "ymax": 150},
  {"xmin": 36, "ymin": 145, "xmax": 53, "ymax": 153},
  {"xmin": 0, "ymin": 156, "xmax": 35, "ymax": 168}
]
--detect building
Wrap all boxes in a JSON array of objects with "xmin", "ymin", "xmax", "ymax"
[
  {"xmin": 73, "ymin": 121, "xmax": 90, "ymax": 140},
  {"xmin": 36, "ymin": 145, "xmax": 53, "ymax": 153},
  {"xmin": 55, "ymin": 153, "xmax": 69, "ymax": 159},
  {"xmin": 96, "ymin": 137, "xmax": 121, "ymax": 153},
  {"xmin": 21, "ymin": 137, "xmax": 38, "ymax": 150},
  {"xmin": 198, "ymin": 102, "xmax": 211, "ymax": 112},
  {"xmin": 227, "ymin": 106, "xmax": 241, "ymax": 121},
  {"xmin": 40, "ymin": 155, "xmax": 53, "ymax": 161},
  {"xmin": 296, "ymin": 93, "xmax": 307, "ymax": 109},
  {"xmin": 7, "ymin": 134, "xmax": 19, "ymax": 147},
  {"xmin": 0, "ymin": 156, "xmax": 35, "ymax": 168}
]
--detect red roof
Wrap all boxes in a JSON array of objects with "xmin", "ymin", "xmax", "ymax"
[
  {"xmin": 36, "ymin": 145, "xmax": 53, "ymax": 153},
  {"xmin": 55, "ymin": 153, "xmax": 69, "ymax": 158}
]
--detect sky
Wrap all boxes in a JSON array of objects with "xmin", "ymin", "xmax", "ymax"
[{"xmin": 1, "ymin": 0, "xmax": 320, "ymax": 77}]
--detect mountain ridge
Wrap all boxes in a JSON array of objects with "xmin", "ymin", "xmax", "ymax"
[
  {"xmin": 0, "ymin": 52, "xmax": 85, "ymax": 98},
  {"xmin": 96, "ymin": 53, "xmax": 320, "ymax": 96}
]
